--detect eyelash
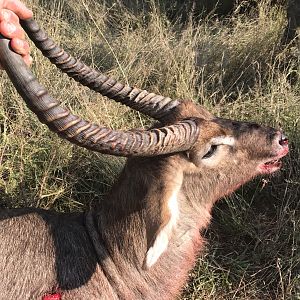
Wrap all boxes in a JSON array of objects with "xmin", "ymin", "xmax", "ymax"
[{"xmin": 202, "ymin": 145, "xmax": 218, "ymax": 159}]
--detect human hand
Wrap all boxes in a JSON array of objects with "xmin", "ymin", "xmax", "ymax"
[{"xmin": 0, "ymin": 0, "xmax": 33, "ymax": 68}]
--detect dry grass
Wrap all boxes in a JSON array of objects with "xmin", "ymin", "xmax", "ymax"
[{"xmin": 0, "ymin": 0, "xmax": 299, "ymax": 299}]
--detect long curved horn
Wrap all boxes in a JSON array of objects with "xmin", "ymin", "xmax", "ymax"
[
  {"xmin": 0, "ymin": 36, "xmax": 200, "ymax": 157},
  {"xmin": 20, "ymin": 18, "xmax": 180, "ymax": 122}
]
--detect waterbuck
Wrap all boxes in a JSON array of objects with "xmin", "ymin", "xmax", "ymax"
[{"xmin": 0, "ymin": 15, "xmax": 289, "ymax": 300}]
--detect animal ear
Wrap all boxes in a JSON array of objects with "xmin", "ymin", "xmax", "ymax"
[{"xmin": 143, "ymin": 171, "xmax": 183, "ymax": 269}]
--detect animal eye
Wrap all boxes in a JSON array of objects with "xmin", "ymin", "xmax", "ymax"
[{"xmin": 202, "ymin": 145, "xmax": 218, "ymax": 159}]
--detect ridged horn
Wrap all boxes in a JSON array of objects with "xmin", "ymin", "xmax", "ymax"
[
  {"xmin": 20, "ymin": 18, "xmax": 180, "ymax": 122},
  {"xmin": 0, "ymin": 36, "xmax": 200, "ymax": 157}
]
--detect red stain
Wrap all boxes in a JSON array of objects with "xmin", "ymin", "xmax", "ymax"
[{"xmin": 42, "ymin": 293, "xmax": 61, "ymax": 300}]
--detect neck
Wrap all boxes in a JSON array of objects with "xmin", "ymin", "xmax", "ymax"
[{"xmin": 90, "ymin": 156, "xmax": 218, "ymax": 299}]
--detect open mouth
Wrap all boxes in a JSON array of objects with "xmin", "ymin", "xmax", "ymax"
[
  {"xmin": 258, "ymin": 135, "xmax": 289, "ymax": 174},
  {"xmin": 257, "ymin": 132, "xmax": 289, "ymax": 174},
  {"xmin": 260, "ymin": 159, "xmax": 283, "ymax": 173}
]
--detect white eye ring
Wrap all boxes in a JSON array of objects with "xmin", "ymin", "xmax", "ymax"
[{"xmin": 210, "ymin": 136, "xmax": 235, "ymax": 146}]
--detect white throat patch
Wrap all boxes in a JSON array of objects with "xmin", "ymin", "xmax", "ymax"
[{"xmin": 144, "ymin": 188, "xmax": 180, "ymax": 269}]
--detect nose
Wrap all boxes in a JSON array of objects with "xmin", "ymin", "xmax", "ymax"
[{"xmin": 279, "ymin": 132, "xmax": 288, "ymax": 146}]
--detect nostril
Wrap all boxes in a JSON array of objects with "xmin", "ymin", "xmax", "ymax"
[{"xmin": 279, "ymin": 133, "xmax": 288, "ymax": 146}]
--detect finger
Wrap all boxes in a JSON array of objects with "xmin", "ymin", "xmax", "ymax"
[
  {"xmin": 0, "ymin": 9, "xmax": 19, "ymax": 24},
  {"xmin": 22, "ymin": 54, "xmax": 33, "ymax": 67},
  {"xmin": 10, "ymin": 37, "xmax": 30, "ymax": 56},
  {"xmin": 2, "ymin": 0, "xmax": 33, "ymax": 20},
  {"xmin": 0, "ymin": 43, "xmax": 32, "ymax": 69},
  {"xmin": 0, "ymin": 20, "xmax": 25, "ymax": 39}
]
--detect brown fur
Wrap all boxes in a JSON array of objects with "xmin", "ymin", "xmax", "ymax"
[{"xmin": 0, "ymin": 101, "xmax": 287, "ymax": 299}]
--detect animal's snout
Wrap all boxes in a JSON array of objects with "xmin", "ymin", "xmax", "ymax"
[
  {"xmin": 279, "ymin": 132, "xmax": 288, "ymax": 146},
  {"xmin": 273, "ymin": 131, "xmax": 289, "ymax": 159}
]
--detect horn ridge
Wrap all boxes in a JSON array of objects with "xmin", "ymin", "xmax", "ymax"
[
  {"xmin": 0, "ymin": 36, "xmax": 200, "ymax": 157},
  {"xmin": 20, "ymin": 18, "xmax": 180, "ymax": 122}
]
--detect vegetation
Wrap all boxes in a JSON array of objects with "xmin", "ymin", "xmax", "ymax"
[{"xmin": 0, "ymin": 0, "xmax": 299, "ymax": 298}]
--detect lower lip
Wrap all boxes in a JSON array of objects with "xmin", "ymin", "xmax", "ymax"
[
  {"xmin": 258, "ymin": 144, "xmax": 289, "ymax": 174},
  {"xmin": 259, "ymin": 161, "xmax": 282, "ymax": 174}
]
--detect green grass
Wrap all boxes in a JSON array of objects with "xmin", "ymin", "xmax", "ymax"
[{"xmin": 1, "ymin": 0, "xmax": 299, "ymax": 298}]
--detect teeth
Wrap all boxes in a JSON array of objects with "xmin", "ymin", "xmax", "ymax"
[{"xmin": 265, "ymin": 159, "xmax": 279, "ymax": 165}]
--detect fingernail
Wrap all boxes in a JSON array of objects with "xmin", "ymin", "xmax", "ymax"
[
  {"xmin": 15, "ymin": 39, "xmax": 25, "ymax": 49},
  {"xmin": 5, "ymin": 22, "xmax": 16, "ymax": 34},
  {"xmin": 25, "ymin": 55, "xmax": 33, "ymax": 66},
  {"xmin": 14, "ymin": 38, "xmax": 21, "ymax": 47},
  {"xmin": 1, "ymin": 10, "xmax": 10, "ymax": 20}
]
